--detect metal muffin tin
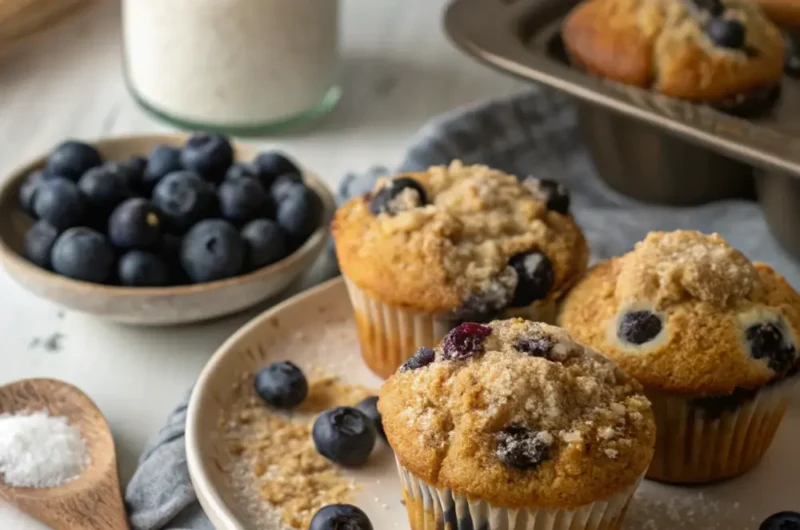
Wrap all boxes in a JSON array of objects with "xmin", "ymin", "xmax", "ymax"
[{"xmin": 444, "ymin": 0, "xmax": 800, "ymax": 258}]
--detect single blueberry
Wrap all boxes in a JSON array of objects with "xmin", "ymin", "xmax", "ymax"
[
  {"xmin": 495, "ymin": 426, "xmax": 550, "ymax": 469},
  {"xmin": 23, "ymin": 221, "xmax": 60, "ymax": 269},
  {"xmin": 19, "ymin": 169, "xmax": 47, "ymax": 217},
  {"xmin": 399, "ymin": 347, "xmax": 436, "ymax": 372},
  {"xmin": 276, "ymin": 185, "xmax": 319, "ymax": 245},
  {"xmin": 745, "ymin": 322, "xmax": 797, "ymax": 376},
  {"xmin": 309, "ymin": 504, "xmax": 373, "ymax": 530},
  {"xmin": 515, "ymin": 337, "xmax": 553, "ymax": 359},
  {"xmin": 369, "ymin": 177, "xmax": 427, "ymax": 216},
  {"xmin": 33, "ymin": 178, "xmax": 86, "ymax": 230},
  {"xmin": 51, "ymin": 227, "xmax": 115, "ymax": 283},
  {"xmin": 241, "ymin": 219, "xmax": 288, "ymax": 271},
  {"xmin": 537, "ymin": 179, "xmax": 571, "ymax": 214},
  {"xmin": 312, "ymin": 406, "xmax": 377, "ymax": 467},
  {"xmin": 253, "ymin": 361, "xmax": 309, "ymax": 409},
  {"xmin": 218, "ymin": 178, "xmax": 273, "ymax": 225},
  {"xmin": 143, "ymin": 145, "xmax": 183, "ymax": 193},
  {"xmin": 46, "ymin": 140, "xmax": 103, "ymax": 181},
  {"xmin": 355, "ymin": 396, "xmax": 385, "ymax": 441},
  {"xmin": 78, "ymin": 164, "xmax": 134, "ymax": 215},
  {"xmin": 180, "ymin": 219, "xmax": 245, "ymax": 283},
  {"xmin": 254, "ymin": 151, "xmax": 300, "ymax": 188},
  {"xmin": 180, "ymin": 132, "xmax": 233, "ymax": 183},
  {"xmin": 706, "ymin": 18, "xmax": 746, "ymax": 49},
  {"xmin": 108, "ymin": 198, "xmax": 162, "ymax": 250},
  {"xmin": 509, "ymin": 251, "xmax": 555, "ymax": 307},
  {"xmin": 225, "ymin": 162, "xmax": 260, "ymax": 183},
  {"xmin": 270, "ymin": 173, "xmax": 305, "ymax": 204},
  {"xmin": 111, "ymin": 156, "xmax": 147, "ymax": 191},
  {"xmin": 118, "ymin": 250, "xmax": 170, "ymax": 287},
  {"xmin": 760, "ymin": 512, "xmax": 800, "ymax": 530},
  {"xmin": 442, "ymin": 323, "xmax": 492, "ymax": 361},
  {"xmin": 152, "ymin": 171, "xmax": 214, "ymax": 234},
  {"xmin": 618, "ymin": 310, "xmax": 663, "ymax": 345}
]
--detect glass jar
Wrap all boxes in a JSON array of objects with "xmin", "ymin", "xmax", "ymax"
[{"xmin": 122, "ymin": 0, "xmax": 341, "ymax": 134}]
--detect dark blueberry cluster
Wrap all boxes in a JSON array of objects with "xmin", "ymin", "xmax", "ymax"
[
  {"xmin": 509, "ymin": 251, "xmax": 555, "ymax": 307},
  {"xmin": 690, "ymin": 0, "xmax": 746, "ymax": 50},
  {"xmin": 760, "ymin": 512, "xmax": 800, "ymax": 530},
  {"xmin": 442, "ymin": 323, "xmax": 493, "ymax": 361},
  {"xmin": 617, "ymin": 310, "xmax": 663, "ymax": 345},
  {"xmin": 495, "ymin": 425, "xmax": 550, "ymax": 469},
  {"xmin": 399, "ymin": 347, "xmax": 436, "ymax": 372},
  {"xmin": 368, "ymin": 177, "xmax": 427, "ymax": 216},
  {"xmin": 18, "ymin": 135, "xmax": 319, "ymax": 287},
  {"xmin": 745, "ymin": 321, "xmax": 797, "ymax": 376}
]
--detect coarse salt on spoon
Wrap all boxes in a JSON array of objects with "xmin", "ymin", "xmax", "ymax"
[{"xmin": 0, "ymin": 378, "xmax": 128, "ymax": 530}]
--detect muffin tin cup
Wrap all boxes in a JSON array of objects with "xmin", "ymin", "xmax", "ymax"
[
  {"xmin": 343, "ymin": 276, "xmax": 556, "ymax": 379},
  {"xmin": 396, "ymin": 459, "xmax": 642, "ymax": 530},
  {"xmin": 645, "ymin": 378, "xmax": 797, "ymax": 484}
]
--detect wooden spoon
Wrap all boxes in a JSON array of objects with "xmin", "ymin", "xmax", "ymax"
[{"xmin": 0, "ymin": 378, "xmax": 129, "ymax": 530}]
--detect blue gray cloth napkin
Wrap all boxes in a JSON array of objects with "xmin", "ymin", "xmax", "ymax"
[{"xmin": 124, "ymin": 87, "xmax": 800, "ymax": 529}]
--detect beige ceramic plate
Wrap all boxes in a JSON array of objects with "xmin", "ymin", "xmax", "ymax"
[
  {"xmin": 0, "ymin": 134, "xmax": 335, "ymax": 325},
  {"xmin": 187, "ymin": 277, "xmax": 800, "ymax": 530}
]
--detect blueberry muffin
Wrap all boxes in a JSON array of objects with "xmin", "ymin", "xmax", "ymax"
[
  {"xmin": 332, "ymin": 161, "xmax": 589, "ymax": 379},
  {"xmin": 563, "ymin": 0, "xmax": 785, "ymax": 110},
  {"xmin": 379, "ymin": 318, "xmax": 656, "ymax": 530},
  {"xmin": 559, "ymin": 230, "xmax": 800, "ymax": 483}
]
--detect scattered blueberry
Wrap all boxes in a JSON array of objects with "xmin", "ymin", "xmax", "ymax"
[
  {"xmin": 745, "ymin": 322, "xmax": 797, "ymax": 376},
  {"xmin": 706, "ymin": 18, "xmax": 746, "ymax": 50},
  {"xmin": 442, "ymin": 323, "xmax": 492, "ymax": 361},
  {"xmin": 51, "ymin": 227, "xmax": 115, "ymax": 283},
  {"xmin": 108, "ymin": 198, "xmax": 161, "ymax": 250},
  {"xmin": 241, "ymin": 219, "xmax": 287, "ymax": 270},
  {"xmin": 180, "ymin": 133, "xmax": 233, "ymax": 183},
  {"xmin": 312, "ymin": 407, "xmax": 376, "ymax": 467},
  {"xmin": 537, "ymin": 179, "xmax": 570, "ymax": 214},
  {"xmin": 270, "ymin": 173, "xmax": 305, "ymax": 204},
  {"xmin": 399, "ymin": 347, "xmax": 436, "ymax": 372},
  {"xmin": 46, "ymin": 140, "xmax": 102, "ymax": 181},
  {"xmin": 760, "ymin": 512, "xmax": 800, "ymax": 530},
  {"xmin": 495, "ymin": 426, "xmax": 550, "ymax": 469},
  {"xmin": 369, "ymin": 177, "xmax": 427, "ymax": 216},
  {"xmin": 19, "ymin": 169, "xmax": 47, "ymax": 216},
  {"xmin": 152, "ymin": 171, "xmax": 214, "ymax": 234},
  {"xmin": 309, "ymin": 504, "xmax": 373, "ymax": 530},
  {"xmin": 180, "ymin": 219, "xmax": 245, "ymax": 283},
  {"xmin": 253, "ymin": 361, "xmax": 308, "ymax": 409},
  {"xmin": 78, "ymin": 164, "xmax": 134, "ymax": 215},
  {"xmin": 618, "ymin": 310, "xmax": 663, "ymax": 345},
  {"xmin": 276, "ymin": 185, "xmax": 318, "ymax": 244},
  {"xmin": 23, "ymin": 221, "xmax": 60, "ymax": 269},
  {"xmin": 355, "ymin": 396, "xmax": 385, "ymax": 440},
  {"xmin": 509, "ymin": 252, "xmax": 555, "ymax": 307},
  {"xmin": 225, "ymin": 162, "xmax": 260, "ymax": 183},
  {"xmin": 142, "ymin": 145, "xmax": 183, "ymax": 192},
  {"xmin": 217, "ymin": 178, "xmax": 272, "ymax": 225},
  {"xmin": 33, "ymin": 177, "xmax": 85, "ymax": 230},
  {"xmin": 515, "ymin": 336, "xmax": 553, "ymax": 358},
  {"xmin": 118, "ymin": 250, "xmax": 169, "ymax": 287},
  {"xmin": 255, "ymin": 151, "xmax": 300, "ymax": 188}
]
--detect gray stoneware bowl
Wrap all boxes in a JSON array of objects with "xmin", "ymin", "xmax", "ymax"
[{"xmin": 0, "ymin": 134, "xmax": 335, "ymax": 326}]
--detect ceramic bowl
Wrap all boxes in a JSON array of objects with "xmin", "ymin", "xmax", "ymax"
[{"xmin": 0, "ymin": 134, "xmax": 335, "ymax": 325}]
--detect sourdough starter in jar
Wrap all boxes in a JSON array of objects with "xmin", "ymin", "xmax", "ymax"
[{"xmin": 123, "ymin": 0, "xmax": 340, "ymax": 130}]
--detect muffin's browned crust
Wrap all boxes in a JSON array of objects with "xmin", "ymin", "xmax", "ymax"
[
  {"xmin": 562, "ymin": 0, "xmax": 785, "ymax": 101},
  {"xmin": 332, "ymin": 162, "xmax": 588, "ymax": 315},
  {"xmin": 755, "ymin": 0, "xmax": 800, "ymax": 28},
  {"xmin": 559, "ymin": 231, "xmax": 800, "ymax": 395},
  {"xmin": 379, "ymin": 319, "xmax": 655, "ymax": 509}
]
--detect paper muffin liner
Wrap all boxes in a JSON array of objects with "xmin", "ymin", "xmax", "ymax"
[
  {"xmin": 645, "ymin": 377, "xmax": 797, "ymax": 484},
  {"xmin": 343, "ymin": 276, "xmax": 556, "ymax": 379},
  {"xmin": 396, "ymin": 459, "xmax": 641, "ymax": 530}
]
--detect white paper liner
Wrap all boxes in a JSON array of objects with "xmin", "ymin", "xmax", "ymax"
[
  {"xmin": 343, "ymin": 276, "xmax": 556, "ymax": 379},
  {"xmin": 646, "ymin": 377, "xmax": 797, "ymax": 483},
  {"xmin": 396, "ymin": 459, "xmax": 641, "ymax": 530}
]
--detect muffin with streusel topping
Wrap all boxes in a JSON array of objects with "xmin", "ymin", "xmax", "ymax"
[
  {"xmin": 332, "ymin": 161, "xmax": 589, "ymax": 379},
  {"xmin": 559, "ymin": 230, "xmax": 800, "ymax": 483},
  {"xmin": 378, "ymin": 318, "xmax": 655, "ymax": 530}
]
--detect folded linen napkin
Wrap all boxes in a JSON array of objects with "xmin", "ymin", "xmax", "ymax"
[{"xmin": 125, "ymin": 87, "xmax": 800, "ymax": 529}]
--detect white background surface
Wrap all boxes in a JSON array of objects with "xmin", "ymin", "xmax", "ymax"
[{"xmin": 0, "ymin": 0, "xmax": 524, "ymax": 528}]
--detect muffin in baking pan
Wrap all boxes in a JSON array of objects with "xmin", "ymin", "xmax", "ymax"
[
  {"xmin": 562, "ymin": 0, "xmax": 785, "ymax": 110},
  {"xmin": 559, "ymin": 230, "xmax": 800, "ymax": 483},
  {"xmin": 332, "ymin": 161, "xmax": 588, "ymax": 379},
  {"xmin": 379, "ymin": 318, "xmax": 656, "ymax": 530}
]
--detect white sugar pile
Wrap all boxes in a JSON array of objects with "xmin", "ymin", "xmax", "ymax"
[{"xmin": 0, "ymin": 410, "xmax": 90, "ymax": 488}]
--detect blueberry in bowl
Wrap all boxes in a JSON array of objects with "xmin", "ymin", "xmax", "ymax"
[{"xmin": 180, "ymin": 132, "xmax": 234, "ymax": 184}]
